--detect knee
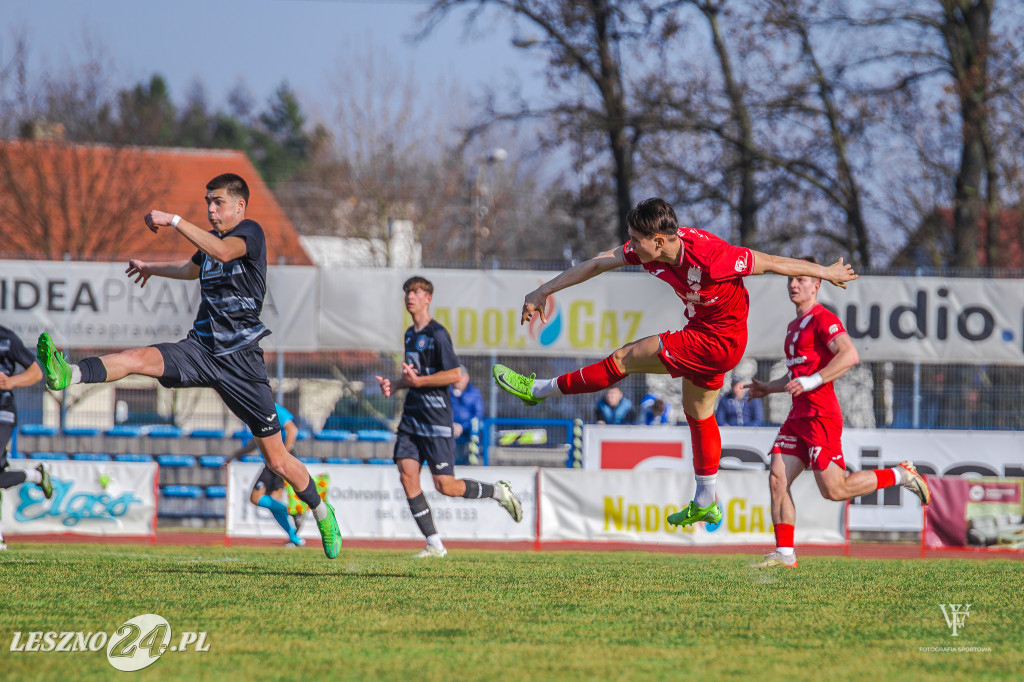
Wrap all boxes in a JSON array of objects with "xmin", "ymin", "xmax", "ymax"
[
  {"xmin": 264, "ymin": 455, "xmax": 289, "ymax": 478},
  {"xmin": 820, "ymin": 483, "xmax": 843, "ymax": 501},
  {"xmin": 434, "ymin": 478, "xmax": 460, "ymax": 497}
]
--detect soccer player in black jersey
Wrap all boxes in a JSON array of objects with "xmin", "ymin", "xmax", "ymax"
[
  {"xmin": 35, "ymin": 174, "xmax": 341, "ymax": 558},
  {"xmin": 376, "ymin": 276, "xmax": 523, "ymax": 558},
  {"xmin": 0, "ymin": 325, "xmax": 53, "ymax": 550}
]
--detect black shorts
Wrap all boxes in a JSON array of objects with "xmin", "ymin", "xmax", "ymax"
[
  {"xmin": 152, "ymin": 337, "xmax": 280, "ymax": 437},
  {"xmin": 394, "ymin": 431, "xmax": 456, "ymax": 476},
  {"xmin": 253, "ymin": 465, "xmax": 284, "ymax": 495},
  {"xmin": 0, "ymin": 423, "xmax": 13, "ymax": 470}
]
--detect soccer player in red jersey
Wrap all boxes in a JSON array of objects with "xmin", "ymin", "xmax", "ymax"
[
  {"xmin": 492, "ymin": 198, "xmax": 858, "ymax": 527},
  {"xmin": 747, "ymin": 258, "xmax": 930, "ymax": 568}
]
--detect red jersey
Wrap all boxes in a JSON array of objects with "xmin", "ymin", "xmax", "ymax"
[
  {"xmin": 622, "ymin": 227, "xmax": 754, "ymax": 335},
  {"xmin": 784, "ymin": 303, "xmax": 846, "ymax": 419}
]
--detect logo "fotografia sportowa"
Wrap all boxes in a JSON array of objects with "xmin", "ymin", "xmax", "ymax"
[{"xmin": 9, "ymin": 614, "xmax": 209, "ymax": 672}]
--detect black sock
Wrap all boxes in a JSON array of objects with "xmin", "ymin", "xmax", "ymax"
[
  {"xmin": 295, "ymin": 479, "xmax": 321, "ymax": 510},
  {"xmin": 78, "ymin": 357, "xmax": 107, "ymax": 383},
  {"xmin": 0, "ymin": 470, "xmax": 28, "ymax": 489},
  {"xmin": 407, "ymin": 493, "xmax": 438, "ymax": 538},
  {"xmin": 461, "ymin": 479, "xmax": 495, "ymax": 499}
]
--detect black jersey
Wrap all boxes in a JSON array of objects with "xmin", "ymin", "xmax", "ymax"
[
  {"xmin": 0, "ymin": 325, "xmax": 37, "ymax": 421},
  {"xmin": 188, "ymin": 219, "xmax": 271, "ymax": 356},
  {"xmin": 399, "ymin": 320, "xmax": 460, "ymax": 438}
]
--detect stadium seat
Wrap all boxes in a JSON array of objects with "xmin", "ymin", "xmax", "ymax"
[
  {"xmin": 30, "ymin": 452, "xmax": 69, "ymax": 460},
  {"xmin": 240, "ymin": 455, "xmax": 264, "ymax": 463},
  {"xmin": 72, "ymin": 453, "xmax": 113, "ymax": 461},
  {"xmin": 146, "ymin": 425, "xmax": 183, "ymax": 438},
  {"xmin": 314, "ymin": 429, "xmax": 355, "ymax": 442},
  {"xmin": 189, "ymin": 429, "xmax": 225, "ymax": 439},
  {"xmin": 356, "ymin": 429, "xmax": 394, "ymax": 442},
  {"xmin": 8, "ymin": 452, "xmax": 27, "ymax": 460},
  {"xmin": 231, "ymin": 428, "xmax": 251, "ymax": 440},
  {"xmin": 156, "ymin": 454, "xmax": 197, "ymax": 468},
  {"xmin": 205, "ymin": 486, "xmax": 227, "ymax": 499},
  {"xmin": 18, "ymin": 424, "xmax": 58, "ymax": 436},
  {"xmin": 297, "ymin": 456, "xmax": 321, "ymax": 464},
  {"xmin": 106, "ymin": 425, "xmax": 144, "ymax": 438},
  {"xmin": 367, "ymin": 458, "xmax": 393, "ymax": 465},
  {"xmin": 199, "ymin": 455, "xmax": 227, "ymax": 468},
  {"xmin": 325, "ymin": 457, "xmax": 363, "ymax": 465},
  {"xmin": 296, "ymin": 428, "xmax": 312, "ymax": 441},
  {"xmin": 63, "ymin": 427, "xmax": 100, "ymax": 436},
  {"xmin": 161, "ymin": 485, "xmax": 203, "ymax": 498},
  {"xmin": 114, "ymin": 453, "xmax": 154, "ymax": 463}
]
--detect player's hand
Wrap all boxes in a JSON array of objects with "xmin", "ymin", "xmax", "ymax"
[
  {"xmin": 144, "ymin": 210, "xmax": 177, "ymax": 233},
  {"xmin": 824, "ymin": 257, "xmax": 857, "ymax": 289},
  {"xmin": 400, "ymin": 362, "xmax": 422, "ymax": 388},
  {"xmin": 746, "ymin": 378, "xmax": 770, "ymax": 399},
  {"xmin": 521, "ymin": 289, "xmax": 548, "ymax": 325},
  {"xmin": 453, "ymin": 423, "xmax": 463, "ymax": 438},
  {"xmin": 0, "ymin": 372, "xmax": 11, "ymax": 390},
  {"xmin": 126, "ymin": 259, "xmax": 153, "ymax": 288},
  {"xmin": 375, "ymin": 375, "xmax": 393, "ymax": 398}
]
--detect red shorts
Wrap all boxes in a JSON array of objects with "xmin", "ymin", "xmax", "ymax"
[
  {"xmin": 770, "ymin": 415, "xmax": 845, "ymax": 471},
  {"xmin": 656, "ymin": 326, "xmax": 745, "ymax": 390}
]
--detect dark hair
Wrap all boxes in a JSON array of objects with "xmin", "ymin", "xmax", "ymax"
[
  {"xmin": 207, "ymin": 173, "xmax": 250, "ymax": 206},
  {"xmin": 626, "ymin": 198, "xmax": 678, "ymax": 237},
  {"xmin": 403, "ymin": 276, "xmax": 433, "ymax": 295}
]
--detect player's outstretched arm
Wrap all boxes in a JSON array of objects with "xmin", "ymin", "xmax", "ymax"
[
  {"xmin": 144, "ymin": 210, "xmax": 246, "ymax": 263},
  {"xmin": 746, "ymin": 377, "xmax": 788, "ymax": 399},
  {"xmin": 521, "ymin": 246, "xmax": 626, "ymax": 324},
  {"xmin": 750, "ymin": 252, "xmax": 858, "ymax": 289},
  {"xmin": 126, "ymin": 258, "xmax": 200, "ymax": 288}
]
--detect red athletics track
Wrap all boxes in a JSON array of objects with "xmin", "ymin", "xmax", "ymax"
[{"xmin": 9, "ymin": 531, "xmax": 1023, "ymax": 561}]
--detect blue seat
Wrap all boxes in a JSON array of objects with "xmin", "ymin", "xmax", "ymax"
[
  {"xmin": 297, "ymin": 456, "xmax": 321, "ymax": 464},
  {"xmin": 326, "ymin": 457, "xmax": 363, "ymax": 465},
  {"xmin": 156, "ymin": 454, "xmax": 197, "ymax": 468},
  {"xmin": 146, "ymin": 425, "xmax": 183, "ymax": 438},
  {"xmin": 189, "ymin": 429, "xmax": 225, "ymax": 439},
  {"xmin": 106, "ymin": 425, "xmax": 144, "ymax": 437},
  {"xmin": 240, "ymin": 455, "xmax": 264, "ymax": 464},
  {"xmin": 232, "ymin": 428, "xmax": 251, "ymax": 440},
  {"xmin": 18, "ymin": 424, "xmax": 58, "ymax": 436},
  {"xmin": 72, "ymin": 453, "xmax": 112, "ymax": 461},
  {"xmin": 296, "ymin": 429, "xmax": 312, "ymax": 441},
  {"xmin": 9, "ymin": 452, "xmax": 27, "ymax": 460},
  {"xmin": 356, "ymin": 429, "xmax": 394, "ymax": 442},
  {"xmin": 367, "ymin": 458, "xmax": 394, "ymax": 466},
  {"xmin": 205, "ymin": 486, "xmax": 227, "ymax": 499},
  {"xmin": 162, "ymin": 485, "xmax": 203, "ymax": 498},
  {"xmin": 63, "ymin": 427, "xmax": 100, "ymax": 437},
  {"xmin": 314, "ymin": 429, "xmax": 354, "ymax": 442},
  {"xmin": 31, "ymin": 452, "xmax": 69, "ymax": 460},
  {"xmin": 115, "ymin": 453, "xmax": 154, "ymax": 463},
  {"xmin": 199, "ymin": 455, "xmax": 227, "ymax": 468}
]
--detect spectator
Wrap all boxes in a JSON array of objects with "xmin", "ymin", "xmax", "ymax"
[
  {"xmin": 594, "ymin": 386, "xmax": 636, "ymax": 424},
  {"xmin": 715, "ymin": 376, "xmax": 764, "ymax": 426},
  {"xmin": 640, "ymin": 393, "xmax": 672, "ymax": 425},
  {"xmin": 451, "ymin": 366, "xmax": 485, "ymax": 464}
]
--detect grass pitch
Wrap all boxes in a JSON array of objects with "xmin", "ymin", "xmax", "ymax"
[{"xmin": 1, "ymin": 544, "xmax": 1022, "ymax": 680}]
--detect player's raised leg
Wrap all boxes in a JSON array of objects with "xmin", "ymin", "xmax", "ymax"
[
  {"xmin": 37, "ymin": 333, "xmax": 165, "ymax": 390},
  {"xmin": 668, "ymin": 379, "xmax": 724, "ymax": 528}
]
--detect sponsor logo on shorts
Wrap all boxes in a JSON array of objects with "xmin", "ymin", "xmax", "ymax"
[
  {"xmin": 265, "ymin": 413, "xmax": 277, "ymax": 422},
  {"xmin": 435, "ymin": 462, "xmax": 450, "ymax": 470},
  {"xmin": 8, "ymin": 613, "xmax": 210, "ymax": 672}
]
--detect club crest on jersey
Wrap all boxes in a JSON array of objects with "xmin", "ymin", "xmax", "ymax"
[
  {"xmin": 734, "ymin": 254, "xmax": 747, "ymax": 272},
  {"xmin": 828, "ymin": 324, "xmax": 839, "ymax": 335},
  {"xmin": 416, "ymin": 335, "xmax": 428, "ymax": 350},
  {"xmin": 687, "ymin": 266, "xmax": 702, "ymax": 291},
  {"xmin": 201, "ymin": 258, "xmax": 225, "ymax": 279}
]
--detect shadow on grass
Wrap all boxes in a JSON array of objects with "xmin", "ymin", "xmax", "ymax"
[{"xmin": 148, "ymin": 567, "xmax": 415, "ymax": 578}]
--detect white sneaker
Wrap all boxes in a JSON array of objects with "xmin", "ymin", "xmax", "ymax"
[
  {"xmin": 750, "ymin": 551, "xmax": 799, "ymax": 568},
  {"xmin": 898, "ymin": 461, "xmax": 931, "ymax": 505},
  {"xmin": 0, "ymin": 542, "xmax": 7, "ymax": 551},
  {"xmin": 412, "ymin": 545, "xmax": 447, "ymax": 558},
  {"xmin": 496, "ymin": 480, "xmax": 523, "ymax": 522}
]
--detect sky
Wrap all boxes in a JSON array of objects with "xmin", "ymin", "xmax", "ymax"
[{"xmin": 2, "ymin": 0, "xmax": 546, "ymax": 119}]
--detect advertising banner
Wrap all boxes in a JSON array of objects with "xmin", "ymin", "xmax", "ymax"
[
  {"xmin": 925, "ymin": 477, "xmax": 1024, "ymax": 549},
  {"xmin": 539, "ymin": 468, "xmax": 842, "ymax": 545},
  {"xmin": 226, "ymin": 463, "xmax": 537, "ymax": 541},
  {"xmin": 580, "ymin": 424, "xmax": 1024, "ymax": 532},
  {"xmin": 1, "ymin": 459, "xmax": 157, "ymax": 537}
]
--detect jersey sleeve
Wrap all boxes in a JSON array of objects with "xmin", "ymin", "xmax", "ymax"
[
  {"xmin": 697, "ymin": 230, "xmax": 754, "ymax": 280},
  {"xmin": 190, "ymin": 250, "xmax": 203, "ymax": 265},
  {"xmin": 228, "ymin": 220, "xmax": 265, "ymax": 261},
  {"xmin": 622, "ymin": 240, "xmax": 643, "ymax": 266},
  {"xmin": 434, "ymin": 326, "xmax": 461, "ymax": 372},
  {"xmin": 9, "ymin": 333, "xmax": 36, "ymax": 369},
  {"xmin": 815, "ymin": 307, "xmax": 847, "ymax": 346}
]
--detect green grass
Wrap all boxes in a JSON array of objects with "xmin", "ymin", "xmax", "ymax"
[{"xmin": 1, "ymin": 544, "xmax": 1022, "ymax": 680}]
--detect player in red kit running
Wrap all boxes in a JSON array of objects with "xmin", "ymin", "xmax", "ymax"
[
  {"xmin": 747, "ymin": 258, "xmax": 930, "ymax": 568},
  {"xmin": 492, "ymin": 198, "xmax": 858, "ymax": 527}
]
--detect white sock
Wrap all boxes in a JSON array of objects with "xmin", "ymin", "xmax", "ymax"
[
  {"xmin": 893, "ymin": 466, "xmax": 909, "ymax": 485},
  {"xmin": 25, "ymin": 469, "xmax": 42, "ymax": 485},
  {"xmin": 531, "ymin": 378, "xmax": 562, "ymax": 399},
  {"xmin": 70, "ymin": 365, "xmax": 83, "ymax": 386},
  {"xmin": 491, "ymin": 483, "xmax": 507, "ymax": 501},
  {"xmin": 426, "ymin": 534, "xmax": 444, "ymax": 549},
  {"xmin": 311, "ymin": 501, "xmax": 328, "ymax": 522},
  {"xmin": 694, "ymin": 474, "xmax": 717, "ymax": 508},
  {"xmin": 777, "ymin": 546, "xmax": 795, "ymax": 557}
]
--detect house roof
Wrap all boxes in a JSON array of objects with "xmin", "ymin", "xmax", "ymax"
[{"xmin": 0, "ymin": 141, "xmax": 311, "ymax": 265}]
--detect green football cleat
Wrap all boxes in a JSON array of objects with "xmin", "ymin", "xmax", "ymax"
[
  {"xmin": 315, "ymin": 502, "xmax": 342, "ymax": 559},
  {"xmin": 496, "ymin": 480, "xmax": 524, "ymax": 522},
  {"xmin": 667, "ymin": 500, "xmax": 723, "ymax": 528},
  {"xmin": 36, "ymin": 333, "xmax": 72, "ymax": 391},
  {"xmin": 492, "ymin": 364, "xmax": 543, "ymax": 406},
  {"xmin": 36, "ymin": 464, "xmax": 53, "ymax": 500}
]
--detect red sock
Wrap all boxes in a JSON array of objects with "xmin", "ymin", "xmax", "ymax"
[
  {"xmin": 686, "ymin": 414, "xmax": 721, "ymax": 476},
  {"xmin": 874, "ymin": 468, "xmax": 896, "ymax": 489},
  {"xmin": 556, "ymin": 356, "xmax": 626, "ymax": 394},
  {"xmin": 775, "ymin": 522, "xmax": 795, "ymax": 549}
]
